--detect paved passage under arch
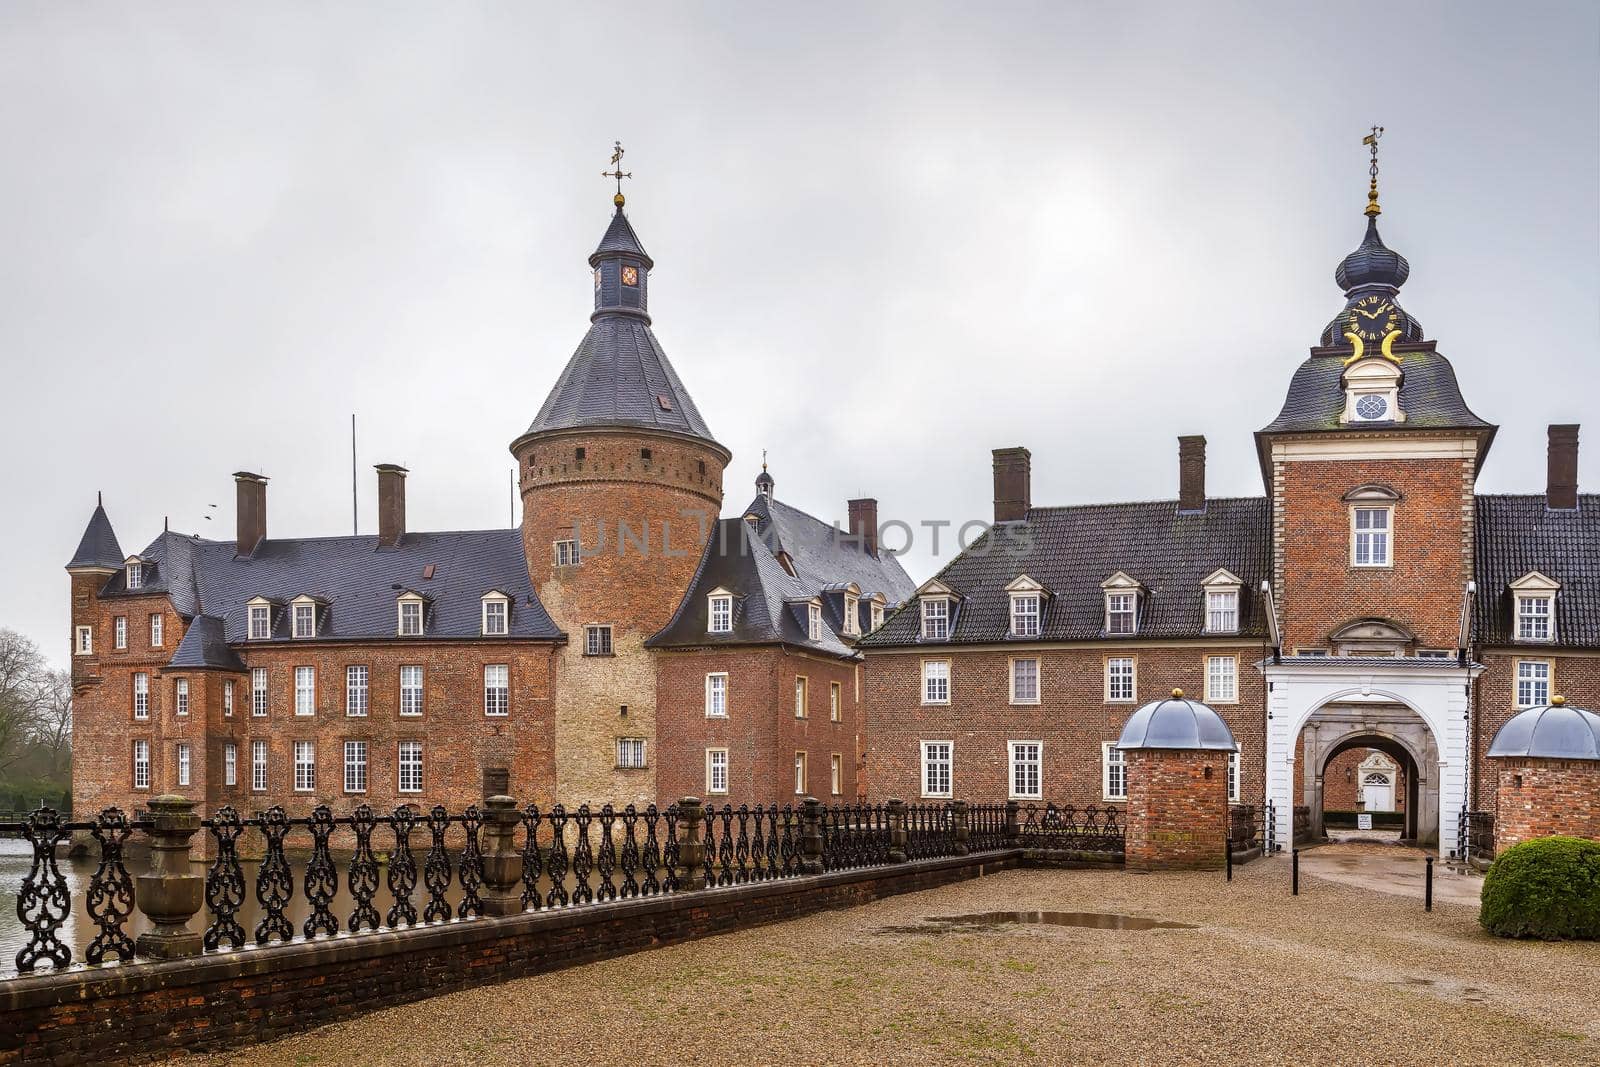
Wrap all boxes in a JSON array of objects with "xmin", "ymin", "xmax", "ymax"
[{"xmin": 1295, "ymin": 841, "xmax": 1483, "ymax": 907}]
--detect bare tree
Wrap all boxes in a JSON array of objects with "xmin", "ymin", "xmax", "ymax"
[
  {"xmin": 0, "ymin": 629, "xmax": 49, "ymax": 774},
  {"xmin": 31, "ymin": 669, "xmax": 72, "ymax": 777}
]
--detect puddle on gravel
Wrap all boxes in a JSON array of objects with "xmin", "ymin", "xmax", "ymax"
[{"xmin": 877, "ymin": 911, "xmax": 1198, "ymax": 935}]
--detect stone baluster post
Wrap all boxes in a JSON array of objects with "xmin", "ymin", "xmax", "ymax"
[
  {"xmin": 800, "ymin": 796, "xmax": 824, "ymax": 875},
  {"xmin": 887, "ymin": 798, "xmax": 908, "ymax": 862},
  {"xmin": 1005, "ymin": 799, "xmax": 1021, "ymax": 848},
  {"xmin": 675, "ymin": 796, "xmax": 705, "ymax": 889},
  {"xmin": 479, "ymin": 795, "xmax": 523, "ymax": 916},
  {"xmin": 951, "ymin": 799, "xmax": 970, "ymax": 856},
  {"xmin": 136, "ymin": 795, "xmax": 204, "ymax": 960}
]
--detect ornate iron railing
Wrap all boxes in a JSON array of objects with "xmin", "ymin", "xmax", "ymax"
[
  {"xmin": 967, "ymin": 803, "xmax": 1009, "ymax": 853},
  {"xmin": 819, "ymin": 802, "xmax": 892, "ymax": 870},
  {"xmin": 700, "ymin": 803, "xmax": 804, "ymax": 886},
  {"xmin": 1017, "ymin": 803, "xmax": 1124, "ymax": 854},
  {"xmin": 904, "ymin": 803, "xmax": 956, "ymax": 859}
]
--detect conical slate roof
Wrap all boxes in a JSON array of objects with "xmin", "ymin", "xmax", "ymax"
[
  {"xmin": 589, "ymin": 207, "xmax": 653, "ymax": 267},
  {"xmin": 66, "ymin": 501, "xmax": 123, "ymax": 570}
]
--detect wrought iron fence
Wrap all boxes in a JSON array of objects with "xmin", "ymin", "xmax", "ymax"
[
  {"xmin": 1016, "ymin": 803, "xmax": 1124, "ymax": 853},
  {"xmin": 819, "ymin": 802, "xmax": 892, "ymax": 871},
  {"xmin": 967, "ymin": 803, "xmax": 1009, "ymax": 853},
  {"xmin": 905, "ymin": 803, "xmax": 957, "ymax": 859},
  {"xmin": 699, "ymin": 803, "xmax": 804, "ymax": 886}
]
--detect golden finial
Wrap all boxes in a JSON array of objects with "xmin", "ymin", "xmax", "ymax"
[
  {"xmin": 602, "ymin": 140, "xmax": 632, "ymax": 207},
  {"xmin": 1361, "ymin": 125, "xmax": 1384, "ymax": 217},
  {"xmin": 762, "ymin": 448, "xmax": 768, "ymax": 473},
  {"xmin": 1171, "ymin": 688, "xmax": 1185, "ymax": 699},
  {"xmin": 1553, "ymin": 694, "xmax": 1567, "ymax": 706}
]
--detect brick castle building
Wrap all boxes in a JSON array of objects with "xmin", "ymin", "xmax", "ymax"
[
  {"xmin": 859, "ymin": 160, "xmax": 1598, "ymax": 858},
  {"xmin": 66, "ymin": 177, "xmax": 909, "ymax": 820}
]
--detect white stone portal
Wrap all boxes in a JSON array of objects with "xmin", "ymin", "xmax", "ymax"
[{"xmin": 1260, "ymin": 658, "xmax": 1481, "ymax": 858}]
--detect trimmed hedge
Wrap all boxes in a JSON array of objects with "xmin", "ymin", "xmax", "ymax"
[{"xmin": 1479, "ymin": 836, "xmax": 1600, "ymax": 940}]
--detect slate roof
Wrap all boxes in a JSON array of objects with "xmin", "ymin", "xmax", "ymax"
[
  {"xmin": 590, "ymin": 207, "xmax": 652, "ymax": 267},
  {"xmin": 519, "ymin": 314, "xmax": 720, "ymax": 444},
  {"xmin": 66, "ymin": 503, "xmax": 124, "ymax": 571},
  {"xmin": 1259, "ymin": 345, "xmax": 1493, "ymax": 437},
  {"xmin": 1474, "ymin": 494, "xmax": 1600, "ymax": 648},
  {"xmin": 648, "ymin": 492, "xmax": 916, "ymax": 657},
  {"xmin": 168, "ymin": 615, "xmax": 247, "ymax": 671},
  {"xmin": 97, "ymin": 528, "xmax": 560, "ymax": 645},
  {"xmin": 860, "ymin": 497, "xmax": 1270, "ymax": 647}
]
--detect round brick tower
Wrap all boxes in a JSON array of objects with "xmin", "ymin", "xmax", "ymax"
[{"xmin": 511, "ymin": 189, "xmax": 730, "ymax": 805}]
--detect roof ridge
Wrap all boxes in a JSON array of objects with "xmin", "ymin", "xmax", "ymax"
[{"xmin": 1028, "ymin": 495, "xmax": 1268, "ymax": 513}]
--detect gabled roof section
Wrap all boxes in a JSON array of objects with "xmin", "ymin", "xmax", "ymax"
[
  {"xmin": 167, "ymin": 615, "xmax": 246, "ymax": 671},
  {"xmin": 862, "ymin": 497, "xmax": 1270, "ymax": 647},
  {"xmin": 1475, "ymin": 494, "xmax": 1600, "ymax": 648},
  {"xmin": 66, "ymin": 501, "xmax": 124, "ymax": 571}
]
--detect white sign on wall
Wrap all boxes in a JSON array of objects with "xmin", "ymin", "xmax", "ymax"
[{"xmin": 1357, "ymin": 813, "xmax": 1373, "ymax": 830}]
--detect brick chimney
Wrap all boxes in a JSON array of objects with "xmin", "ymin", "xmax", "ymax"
[
  {"xmin": 992, "ymin": 447, "xmax": 1031, "ymax": 524},
  {"xmin": 1178, "ymin": 435, "xmax": 1206, "ymax": 513},
  {"xmin": 847, "ymin": 498, "xmax": 879, "ymax": 557},
  {"xmin": 233, "ymin": 472, "xmax": 268, "ymax": 555},
  {"xmin": 1547, "ymin": 424, "xmax": 1579, "ymax": 510},
  {"xmin": 376, "ymin": 464, "xmax": 408, "ymax": 547}
]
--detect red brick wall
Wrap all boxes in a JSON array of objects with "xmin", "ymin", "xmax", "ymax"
[
  {"xmin": 1473, "ymin": 651, "xmax": 1600, "ymax": 809},
  {"xmin": 1275, "ymin": 456, "xmax": 1472, "ymax": 650},
  {"xmin": 655, "ymin": 647, "xmax": 860, "ymax": 805},
  {"xmin": 1124, "ymin": 748, "xmax": 1229, "ymax": 870},
  {"xmin": 1492, "ymin": 758, "xmax": 1600, "ymax": 851},
  {"xmin": 862, "ymin": 644, "xmax": 1264, "ymax": 806},
  {"xmin": 1322, "ymin": 749, "xmax": 1406, "ymax": 811}
]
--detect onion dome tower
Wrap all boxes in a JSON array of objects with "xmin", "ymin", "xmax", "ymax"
[{"xmin": 509, "ymin": 147, "xmax": 730, "ymax": 804}]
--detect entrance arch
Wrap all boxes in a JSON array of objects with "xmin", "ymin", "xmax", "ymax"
[
  {"xmin": 1301, "ymin": 722, "xmax": 1435, "ymax": 844},
  {"xmin": 1260, "ymin": 657, "xmax": 1479, "ymax": 858}
]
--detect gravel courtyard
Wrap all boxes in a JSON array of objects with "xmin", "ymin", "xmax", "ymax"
[{"xmin": 191, "ymin": 852, "xmax": 1600, "ymax": 1067}]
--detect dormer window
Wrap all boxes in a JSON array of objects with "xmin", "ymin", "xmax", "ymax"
[
  {"xmin": 808, "ymin": 602, "xmax": 823, "ymax": 642},
  {"xmin": 1005, "ymin": 576, "xmax": 1045, "ymax": 638},
  {"xmin": 922, "ymin": 598, "xmax": 950, "ymax": 640},
  {"xmin": 708, "ymin": 591, "xmax": 733, "ymax": 634},
  {"xmin": 481, "ymin": 591, "xmax": 511, "ymax": 636},
  {"xmin": 247, "ymin": 598, "xmax": 273, "ymax": 640},
  {"xmin": 1510, "ymin": 572, "xmax": 1560, "ymax": 643},
  {"xmin": 1202, "ymin": 568, "xmax": 1243, "ymax": 634},
  {"xmin": 869, "ymin": 598, "xmax": 885, "ymax": 632},
  {"xmin": 290, "ymin": 596, "xmax": 320, "ymax": 639},
  {"xmin": 397, "ymin": 593, "xmax": 426, "ymax": 637},
  {"xmin": 843, "ymin": 593, "xmax": 859, "ymax": 636},
  {"xmin": 1101, "ymin": 572, "xmax": 1142, "ymax": 636},
  {"xmin": 125, "ymin": 560, "xmax": 143, "ymax": 590},
  {"xmin": 1341, "ymin": 357, "xmax": 1404, "ymax": 424}
]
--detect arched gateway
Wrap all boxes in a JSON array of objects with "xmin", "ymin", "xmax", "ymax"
[{"xmin": 1261, "ymin": 656, "xmax": 1480, "ymax": 857}]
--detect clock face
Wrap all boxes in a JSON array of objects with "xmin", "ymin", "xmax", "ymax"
[
  {"xmin": 1346, "ymin": 294, "xmax": 1401, "ymax": 343},
  {"xmin": 621, "ymin": 265, "xmax": 639, "ymax": 287},
  {"xmin": 1356, "ymin": 394, "xmax": 1389, "ymax": 420}
]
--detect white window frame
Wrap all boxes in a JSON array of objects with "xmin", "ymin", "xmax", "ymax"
[
  {"xmin": 706, "ymin": 748, "xmax": 729, "ymax": 795},
  {"xmin": 346, "ymin": 665, "xmax": 369, "ymax": 716},
  {"xmin": 133, "ymin": 672, "xmax": 149, "ymax": 720},
  {"xmin": 484, "ymin": 664, "xmax": 510, "ymax": 716},
  {"xmin": 1350, "ymin": 505, "xmax": 1393, "ymax": 568},
  {"xmin": 223, "ymin": 742, "xmax": 237, "ymax": 787},
  {"xmin": 113, "ymin": 616, "xmax": 127, "ymax": 650},
  {"xmin": 247, "ymin": 601, "xmax": 272, "ymax": 640},
  {"xmin": 174, "ymin": 677, "xmax": 189, "ymax": 717},
  {"xmin": 1102, "ymin": 742, "xmax": 1127, "ymax": 801},
  {"xmin": 870, "ymin": 600, "xmax": 885, "ymax": 632},
  {"xmin": 708, "ymin": 593, "xmax": 733, "ymax": 634},
  {"xmin": 481, "ymin": 593, "xmax": 510, "ymax": 636},
  {"xmin": 1206, "ymin": 590, "xmax": 1239, "ymax": 634},
  {"xmin": 398, "ymin": 741, "xmax": 423, "ymax": 793},
  {"xmin": 344, "ymin": 740, "xmax": 368, "ymax": 794},
  {"xmin": 1009, "ymin": 740, "xmax": 1042, "ymax": 800},
  {"xmin": 921, "ymin": 660, "xmax": 950, "ymax": 705},
  {"xmin": 1515, "ymin": 659, "xmax": 1551, "ymax": 708},
  {"xmin": 293, "ymin": 740, "xmax": 315, "ymax": 793},
  {"xmin": 133, "ymin": 739, "xmax": 150, "ymax": 790},
  {"xmin": 223, "ymin": 680, "xmax": 234, "ymax": 717},
  {"xmin": 794, "ymin": 676, "xmax": 808, "ymax": 718},
  {"xmin": 616, "ymin": 737, "xmax": 647, "ymax": 769},
  {"xmin": 1228, "ymin": 750, "xmax": 1241, "ymax": 804},
  {"xmin": 1105, "ymin": 656, "xmax": 1136, "ymax": 703},
  {"xmin": 584, "ymin": 625, "xmax": 613, "ymax": 656},
  {"xmin": 400, "ymin": 665, "xmax": 424, "ymax": 716},
  {"xmin": 294, "ymin": 666, "xmax": 316, "ymax": 716},
  {"xmin": 1009, "ymin": 657, "xmax": 1040, "ymax": 705},
  {"xmin": 553, "ymin": 539, "xmax": 581, "ymax": 567},
  {"xmin": 830, "ymin": 681, "xmax": 842, "ymax": 722},
  {"xmin": 251, "ymin": 667, "xmax": 268, "ymax": 716},
  {"xmin": 705, "ymin": 672, "xmax": 728, "ymax": 718},
  {"xmin": 75, "ymin": 625, "xmax": 92, "ymax": 656},
  {"xmin": 126, "ymin": 561, "xmax": 143, "ymax": 590},
  {"xmin": 1205, "ymin": 655, "xmax": 1238, "ymax": 704},
  {"xmin": 1105, "ymin": 592, "xmax": 1137, "ymax": 635},
  {"xmin": 397, "ymin": 595, "xmax": 425, "ymax": 637},
  {"xmin": 1510, "ymin": 574, "xmax": 1561, "ymax": 643},
  {"xmin": 807, "ymin": 602, "xmax": 823, "ymax": 642},
  {"xmin": 920, "ymin": 740, "xmax": 952, "ymax": 799},
  {"xmin": 794, "ymin": 750, "xmax": 807, "ymax": 795},
  {"xmin": 149, "ymin": 613, "xmax": 163, "ymax": 648},
  {"xmin": 1009, "ymin": 594, "xmax": 1041, "ymax": 638},
  {"xmin": 251, "ymin": 739, "xmax": 268, "ymax": 792},
  {"xmin": 176, "ymin": 742, "xmax": 191, "ymax": 787},
  {"xmin": 920, "ymin": 597, "xmax": 951, "ymax": 640},
  {"xmin": 291, "ymin": 600, "xmax": 317, "ymax": 639},
  {"xmin": 842, "ymin": 593, "xmax": 859, "ymax": 636}
]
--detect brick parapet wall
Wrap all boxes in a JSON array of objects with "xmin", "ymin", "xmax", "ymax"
[
  {"xmin": 1124, "ymin": 748, "xmax": 1229, "ymax": 871},
  {"xmin": 0, "ymin": 853, "xmax": 1017, "ymax": 1065},
  {"xmin": 1491, "ymin": 757, "xmax": 1600, "ymax": 852}
]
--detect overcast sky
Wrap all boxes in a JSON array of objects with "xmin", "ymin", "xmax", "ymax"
[{"xmin": 2, "ymin": 2, "xmax": 1597, "ymax": 667}]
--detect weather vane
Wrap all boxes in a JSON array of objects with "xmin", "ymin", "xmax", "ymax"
[
  {"xmin": 1362, "ymin": 125, "xmax": 1384, "ymax": 217},
  {"xmin": 602, "ymin": 141, "xmax": 632, "ymax": 206}
]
